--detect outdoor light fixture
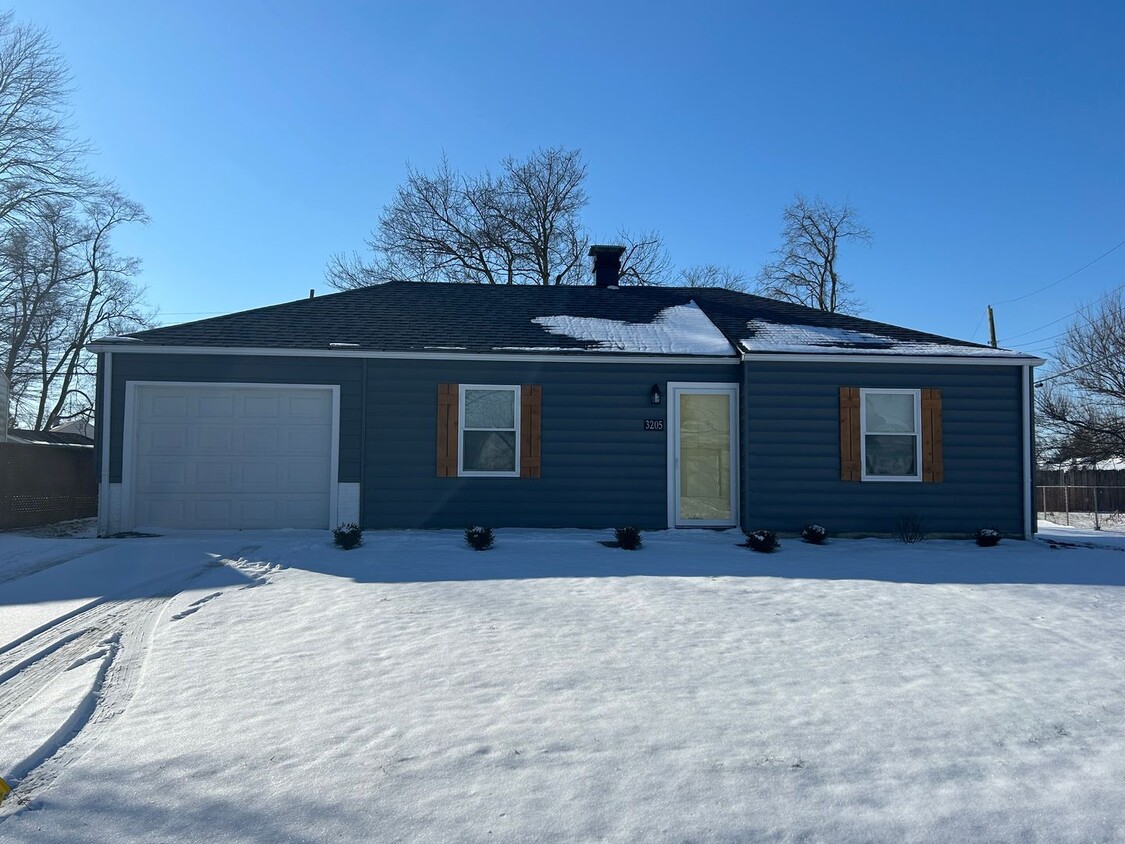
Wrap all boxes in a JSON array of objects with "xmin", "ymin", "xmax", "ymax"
[{"xmin": 650, "ymin": 384, "xmax": 662, "ymax": 406}]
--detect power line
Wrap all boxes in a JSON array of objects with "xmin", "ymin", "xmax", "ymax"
[
  {"xmin": 999, "ymin": 279, "xmax": 1125, "ymax": 345},
  {"xmin": 993, "ymin": 237, "xmax": 1125, "ymax": 306},
  {"xmin": 968, "ymin": 308, "xmax": 987, "ymax": 343},
  {"xmin": 1035, "ymin": 351, "xmax": 1121, "ymax": 386}
]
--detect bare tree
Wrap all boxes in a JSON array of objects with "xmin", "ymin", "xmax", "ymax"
[
  {"xmin": 0, "ymin": 12, "xmax": 90, "ymax": 226},
  {"xmin": 1, "ymin": 189, "xmax": 150, "ymax": 429},
  {"xmin": 1037, "ymin": 291, "xmax": 1125, "ymax": 463},
  {"xmin": 327, "ymin": 148, "xmax": 670, "ymax": 288},
  {"xmin": 755, "ymin": 195, "xmax": 871, "ymax": 313},
  {"xmin": 615, "ymin": 229, "xmax": 672, "ymax": 286},
  {"xmin": 0, "ymin": 14, "xmax": 149, "ymax": 430},
  {"xmin": 676, "ymin": 263, "xmax": 749, "ymax": 291}
]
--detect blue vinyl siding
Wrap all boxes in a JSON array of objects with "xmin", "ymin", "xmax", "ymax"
[
  {"xmin": 363, "ymin": 359, "xmax": 739, "ymax": 529},
  {"xmin": 100, "ymin": 350, "xmax": 1029, "ymax": 535},
  {"xmin": 742, "ymin": 361, "xmax": 1026, "ymax": 536}
]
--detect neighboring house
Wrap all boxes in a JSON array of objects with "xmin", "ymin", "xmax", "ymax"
[
  {"xmin": 89, "ymin": 247, "xmax": 1042, "ymax": 537},
  {"xmin": 51, "ymin": 417, "xmax": 96, "ymax": 440},
  {"xmin": 6, "ymin": 428, "xmax": 96, "ymax": 447}
]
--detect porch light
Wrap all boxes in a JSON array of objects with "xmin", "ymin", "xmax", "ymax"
[{"xmin": 650, "ymin": 384, "xmax": 662, "ymax": 406}]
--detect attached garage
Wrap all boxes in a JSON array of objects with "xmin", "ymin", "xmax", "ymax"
[{"xmin": 121, "ymin": 383, "xmax": 338, "ymax": 530}]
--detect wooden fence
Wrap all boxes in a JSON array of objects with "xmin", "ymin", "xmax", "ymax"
[
  {"xmin": 0, "ymin": 442, "xmax": 97, "ymax": 529},
  {"xmin": 1037, "ymin": 468, "xmax": 1125, "ymax": 515}
]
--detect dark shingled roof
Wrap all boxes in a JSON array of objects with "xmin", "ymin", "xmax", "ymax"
[
  {"xmin": 7, "ymin": 429, "xmax": 95, "ymax": 446},
  {"xmin": 109, "ymin": 282, "xmax": 1034, "ymax": 359}
]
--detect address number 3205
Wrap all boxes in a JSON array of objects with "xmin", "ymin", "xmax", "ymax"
[{"xmin": 643, "ymin": 419, "xmax": 665, "ymax": 431}]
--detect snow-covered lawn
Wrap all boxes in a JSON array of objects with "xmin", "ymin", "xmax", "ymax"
[{"xmin": 2, "ymin": 523, "xmax": 1125, "ymax": 842}]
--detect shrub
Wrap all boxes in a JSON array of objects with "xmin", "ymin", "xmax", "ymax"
[
  {"xmin": 332, "ymin": 522, "xmax": 362, "ymax": 550},
  {"xmin": 465, "ymin": 526, "xmax": 494, "ymax": 551},
  {"xmin": 745, "ymin": 528, "xmax": 780, "ymax": 553},
  {"xmin": 801, "ymin": 524, "xmax": 828, "ymax": 545},
  {"xmin": 896, "ymin": 513, "xmax": 926, "ymax": 544},
  {"xmin": 975, "ymin": 528, "xmax": 1002, "ymax": 547},
  {"xmin": 614, "ymin": 526, "xmax": 643, "ymax": 550}
]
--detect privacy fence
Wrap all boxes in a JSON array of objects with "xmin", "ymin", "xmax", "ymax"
[
  {"xmin": 0, "ymin": 442, "xmax": 97, "ymax": 529},
  {"xmin": 1037, "ymin": 467, "xmax": 1125, "ymax": 529}
]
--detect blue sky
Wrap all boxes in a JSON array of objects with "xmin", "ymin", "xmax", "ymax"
[{"xmin": 9, "ymin": 1, "xmax": 1125, "ymax": 361}]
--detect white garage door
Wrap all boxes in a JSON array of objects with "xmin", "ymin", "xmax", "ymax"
[{"xmin": 129, "ymin": 384, "xmax": 335, "ymax": 530}]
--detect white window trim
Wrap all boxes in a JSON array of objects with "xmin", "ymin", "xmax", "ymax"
[
  {"xmin": 458, "ymin": 384, "xmax": 521, "ymax": 478},
  {"xmin": 859, "ymin": 388, "xmax": 923, "ymax": 483}
]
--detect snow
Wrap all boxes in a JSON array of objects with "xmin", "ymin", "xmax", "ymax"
[
  {"xmin": 2, "ymin": 528, "xmax": 1125, "ymax": 841},
  {"xmin": 741, "ymin": 320, "xmax": 1031, "ymax": 357},
  {"xmin": 528, "ymin": 300, "xmax": 735, "ymax": 355}
]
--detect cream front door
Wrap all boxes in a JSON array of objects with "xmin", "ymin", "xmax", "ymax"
[{"xmin": 669, "ymin": 383, "xmax": 739, "ymax": 527}]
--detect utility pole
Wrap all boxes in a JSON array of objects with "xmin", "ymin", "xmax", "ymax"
[{"xmin": 987, "ymin": 305, "xmax": 998, "ymax": 348}]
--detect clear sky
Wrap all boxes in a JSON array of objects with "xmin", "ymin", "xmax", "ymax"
[{"xmin": 9, "ymin": 0, "xmax": 1124, "ymax": 363}]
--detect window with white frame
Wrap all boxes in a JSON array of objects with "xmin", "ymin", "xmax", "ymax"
[
  {"xmin": 861, "ymin": 389, "xmax": 921, "ymax": 480},
  {"xmin": 459, "ymin": 385, "xmax": 520, "ymax": 476}
]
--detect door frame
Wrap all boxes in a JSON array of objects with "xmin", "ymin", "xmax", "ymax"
[
  {"xmin": 666, "ymin": 381, "xmax": 740, "ymax": 529},
  {"xmin": 121, "ymin": 381, "xmax": 341, "ymax": 531}
]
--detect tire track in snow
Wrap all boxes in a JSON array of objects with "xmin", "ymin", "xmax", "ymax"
[{"xmin": 0, "ymin": 544, "xmax": 261, "ymax": 817}]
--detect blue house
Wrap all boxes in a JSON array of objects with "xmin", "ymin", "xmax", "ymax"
[{"xmin": 91, "ymin": 247, "xmax": 1041, "ymax": 538}]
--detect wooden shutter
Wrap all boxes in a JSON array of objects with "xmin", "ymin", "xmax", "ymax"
[
  {"xmin": 520, "ymin": 384, "xmax": 542, "ymax": 478},
  {"xmin": 436, "ymin": 383, "xmax": 459, "ymax": 477},
  {"xmin": 921, "ymin": 388, "xmax": 944, "ymax": 483},
  {"xmin": 839, "ymin": 387, "xmax": 861, "ymax": 481}
]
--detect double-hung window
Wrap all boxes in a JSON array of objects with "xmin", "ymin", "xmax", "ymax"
[
  {"xmin": 459, "ymin": 385, "xmax": 520, "ymax": 477},
  {"xmin": 860, "ymin": 388, "xmax": 921, "ymax": 481}
]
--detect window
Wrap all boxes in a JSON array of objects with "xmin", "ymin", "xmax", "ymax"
[
  {"xmin": 459, "ymin": 385, "xmax": 520, "ymax": 476},
  {"xmin": 860, "ymin": 389, "xmax": 921, "ymax": 481}
]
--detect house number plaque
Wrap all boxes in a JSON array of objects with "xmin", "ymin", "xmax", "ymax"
[{"xmin": 643, "ymin": 419, "xmax": 664, "ymax": 431}]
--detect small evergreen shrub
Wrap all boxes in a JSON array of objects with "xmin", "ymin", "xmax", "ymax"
[
  {"xmin": 801, "ymin": 524, "xmax": 828, "ymax": 545},
  {"xmin": 975, "ymin": 528, "xmax": 1002, "ymax": 547},
  {"xmin": 896, "ymin": 513, "xmax": 927, "ymax": 544},
  {"xmin": 614, "ymin": 526, "xmax": 643, "ymax": 550},
  {"xmin": 332, "ymin": 522, "xmax": 362, "ymax": 550},
  {"xmin": 745, "ymin": 528, "xmax": 780, "ymax": 553},
  {"xmin": 465, "ymin": 526, "xmax": 494, "ymax": 551}
]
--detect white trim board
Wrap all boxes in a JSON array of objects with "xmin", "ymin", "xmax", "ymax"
[
  {"xmin": 120, "ymin": 381, "xmax": 341, "ymax": 531},
  {"xmin": 86, "ymin": 343, "xmax": 740, "ymax": 366},
  {"xmin": 741, "ymin": 352, "xmax": 1044, "ymax": 367},
  {"xmin": 1022, "ymin": 363, "xmax": 1034, "ymax": 539},
  {"xmin": 666, "ymin": 382, "xmax": 741, "ymax": 529},
  {"xmin": 98, "ymin": 351, "xmax": 113, "ymax": 536}
]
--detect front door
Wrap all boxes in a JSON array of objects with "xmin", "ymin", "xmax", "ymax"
[{"xmin": 669, "ymin": 383, "xmax": 739, "ymax": 527}]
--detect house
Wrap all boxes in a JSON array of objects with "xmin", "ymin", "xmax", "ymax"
[
  {"xmin": 89, "ymin": 247, "xmax": 1042, "ymax": 537},
  {"xmin": 6, "ymin": 428, "xmax": 95, "ymax": 447}
]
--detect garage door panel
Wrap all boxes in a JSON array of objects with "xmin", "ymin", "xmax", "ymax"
[
  {"xmin": 197, "ymin": 427, "xmax": 234, "ymax": 451},
  {"xmin": 146, "ymin": 427, "xmax": 189, "ymax": 451},
  {"xmin": 288, "ymin": 395, "xmax": 329, "ymax": 417},
  {"xmin": 198, "ymin": 395, "xmax": 235, "ymax": 417},
  {"xmin": 150, "ymin": 394, "xmax": 189, "ymax": 417},
  {"xmin": 131, "ymin": 385, "xmax": 334, "ymax": 530},
  {"xmin": 143, "ymin": 462, "xmax": 187, "ymax": 487},
  {"xmin": 194, "ymin": 462, "xmax": 233, "ymax": 487},
  {"xmin": 243, "ymin": 395, "xmax": 280, "ymax": 417}
]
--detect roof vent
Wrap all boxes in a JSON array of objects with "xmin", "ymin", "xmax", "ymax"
[{"xmin": 589, "ymin": 245, "xmax": 626, "ymax": 288}]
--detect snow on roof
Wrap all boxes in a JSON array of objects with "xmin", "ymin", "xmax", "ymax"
[
  {"xmin": 527, "ymin": 300, "xmax": 736, "ymax": 355},
  {"xmin": 741, "ymin": 320, "xmax": 1024, "ymax": 357}
]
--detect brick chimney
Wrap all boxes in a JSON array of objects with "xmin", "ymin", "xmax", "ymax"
[{"xmin": 589, "ymin": 245, "xmax": 626, "ymax": 288}]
